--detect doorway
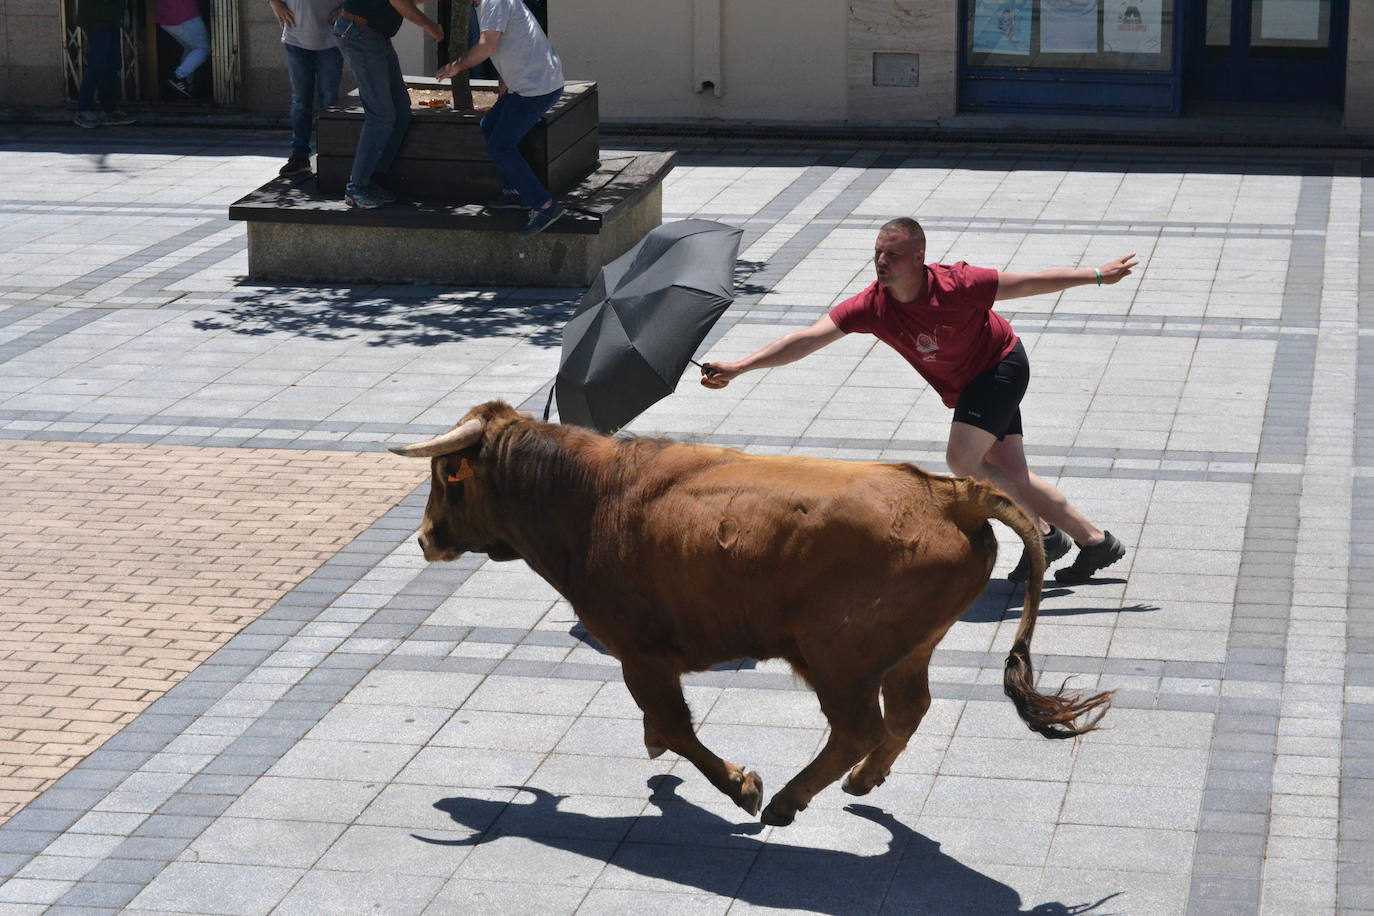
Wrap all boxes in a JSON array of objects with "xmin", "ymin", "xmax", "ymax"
[
  {"xmin": 62, "ymin": 0, "xmax": 240, "ymax": 108},
  {"xmin": 1185, "ymin": 0, "xmax": 1348, "ymax": 103}
]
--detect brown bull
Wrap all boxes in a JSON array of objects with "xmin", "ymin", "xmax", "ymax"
[{"xmin": 391, "ymin": 401, "xmax": 1111, "ymax": 826}]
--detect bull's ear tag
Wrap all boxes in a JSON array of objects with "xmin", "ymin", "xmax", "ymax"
[{"xmin": 446, "ymin": 458, "xmax": 475, "ymax": 484}]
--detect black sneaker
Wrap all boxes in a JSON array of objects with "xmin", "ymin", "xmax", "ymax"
[
  {"xmin": 103, "ymin": 109, "xmax": 136, "ymax": 126},
  {"xmin": 519, "ymin": 203, "xmax": 565, "ymax": 237},
  {"xmin": 1008, "ymin": 525, "xmax": 1073, "ymax": 583},
  {"xmin": 485, "ymin": 188, "xmax": 524, "ymax": 209},
  {"xmin": 1054, "ymin": 531, "xmax": 1127, "ymax": 584},
  {"xmin": 167, "ymin": 76, "xmax": 193, "ymax": 99},
  {"xmin": 279, "ymin": 151, "xmax": 312, "ymax": 177}
]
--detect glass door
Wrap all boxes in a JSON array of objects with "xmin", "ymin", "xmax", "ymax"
[{"xmin": 1187, "ymin": 0, "xmax": 1347, "ymax": 102}]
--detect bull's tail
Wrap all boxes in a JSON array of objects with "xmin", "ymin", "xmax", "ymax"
[{"xmin": 955, "ymin": 478, "xmax": 1113, "ymax": 739}]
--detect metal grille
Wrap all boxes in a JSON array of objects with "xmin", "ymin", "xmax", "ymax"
[
  {"xmin": 209, "ymin": 0, "xmax": 240, "ymax": 107},
  {"xmin": 61, "ymin": 0, "xmax": 142, "ymax": 103}
]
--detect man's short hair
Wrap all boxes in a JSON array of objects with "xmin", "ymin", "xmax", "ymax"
[{"xmin": 880, "ymin": 217, "xmax": 925, "ymax": 249}]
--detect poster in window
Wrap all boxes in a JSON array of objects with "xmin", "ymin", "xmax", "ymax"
[
  {"xmin": 1259, "ymin": 0, "xmax": 1320, "ymax": 41},
  {"xmin": 1041, "ymin": 0, "xmax": 1101, "ymax": 53},
  {"xmin": 971, "ymin": 0, "xmax": 1032, "ymax": 55},
  {"xmin": 1104, "ymin": 0, "xmax": 1162, "ymax": 53}
]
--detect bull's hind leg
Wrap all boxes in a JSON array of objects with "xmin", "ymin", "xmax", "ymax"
[
  {"xmin": 843, "ymin": 651, "xmax": 933, "ymax": 796},
  {"xmin": 620, "ymin": 660, "xmax": 764, "ymax": 816},
  {"xmin": 760, "ymin": 674, "xmax": 885, "ymax": 827}
]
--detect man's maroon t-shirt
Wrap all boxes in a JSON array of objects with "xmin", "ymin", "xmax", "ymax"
[{"xmin": 828, "ymin": 262, "xmax": 1018, "ymax": 408}]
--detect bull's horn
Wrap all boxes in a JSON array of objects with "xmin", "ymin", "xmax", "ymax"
[{"xmin": 388, "ymin": 418, "xmax": 484, "ymax": 458}]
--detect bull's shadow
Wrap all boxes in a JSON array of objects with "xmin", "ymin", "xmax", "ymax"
[
  {"xmin": 570, "ymin": 622, "xmax": 760, "ymax": 670},
  {"xmin": 416, "ymin": 776, "xmax": 1120, "ymax": 915}
]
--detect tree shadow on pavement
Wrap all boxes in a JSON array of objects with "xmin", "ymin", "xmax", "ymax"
[
  {"xmin": 192, "ymin": 254, "xmax": 771, "ymax": 349},
  {"xmin": 192, "ymin": 288, "xmax": 579, "ymax": 349},
  {"xmin": 415, "ymin": 776, "xmax": 1122, "ymax": 915}
]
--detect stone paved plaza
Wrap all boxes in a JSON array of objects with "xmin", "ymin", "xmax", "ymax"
[{"xmin": 0, "ymin": 126, "xmax": 1370, "ymax": 915}]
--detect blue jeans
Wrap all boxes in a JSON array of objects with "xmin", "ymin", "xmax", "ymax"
[
  {"xmin": 480, "ymin": 88, "xmax": 562, "ymax": 209},
  {"xmin": 160, "ymin": 17, "xmax": 211, "ymax": 79},
  {"xmin": 333, "ymin": 18, "xmax": 410, "ymax": 194},
  {"xmin": 78, "ymin": 27, "xmax": 121, "ymax": 113},
  {"xmin": 284, "ymin": 43, "xmax": 343, "ymax": 156}
]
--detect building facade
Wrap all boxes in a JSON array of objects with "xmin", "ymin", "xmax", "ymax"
[{"xmin": 4, "ymin": 1, "xmax": 1370, "ymax": 130}]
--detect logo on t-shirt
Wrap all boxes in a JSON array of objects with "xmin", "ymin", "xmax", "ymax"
[{"xmin": 915, "ymin": 332, "xmax": 939, "ymax": 360}]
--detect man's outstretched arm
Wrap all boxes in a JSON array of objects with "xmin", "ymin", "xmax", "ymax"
[
  {"xmin": 700, "ymin": 315, "xmax": 846, "ymax": 389},
  {"xmin": 995, "ymin": 253, "xmax": 1138, "ymax": 301}
]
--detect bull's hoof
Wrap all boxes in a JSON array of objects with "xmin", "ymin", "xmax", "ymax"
[
  {"xmin": 731, "ymin": 769, "xmax": 764, "ymax": 817},
  {"xmin": 760, "ymin": 799, "xmax": 797, "ymax": 827},
  {"xmin": 645, "ymin": 742, "xmax": 667, "ymax": 759},
  {"xmin": 841, "ymin": 770, "xmax": 884, "ymax": 796}
]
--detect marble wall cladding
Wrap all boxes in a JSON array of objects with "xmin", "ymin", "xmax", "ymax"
[
  {"xmin": 845, "ymin": 0, "xmax": 958, "ymax": 121},
  {"xmin": 242, "ymin": 11, "xmax": 287, "ymax": 115},
  {"xmin": 1345, "ymin": 1, "xmax": 1374, "ymax": 128}
]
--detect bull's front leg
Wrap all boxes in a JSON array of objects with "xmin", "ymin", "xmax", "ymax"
[{"xmin": 620, "ymin": 659, "xmax": 764, "ymax": 817}]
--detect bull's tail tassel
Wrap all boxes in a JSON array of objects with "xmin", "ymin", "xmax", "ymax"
[{"xmin": 1003, "ymin": 639, "xmax": 1112, "ymax": 739}]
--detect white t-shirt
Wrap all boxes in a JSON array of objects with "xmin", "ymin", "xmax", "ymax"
[
  {"xmin": 477, "ymin": 0, "xmax": 564, "ymax": 97},
  {"xmin": 280, "ymin": 0, "xmax": 339, "ymax": 51}
]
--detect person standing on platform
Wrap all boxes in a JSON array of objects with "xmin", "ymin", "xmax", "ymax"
[
  {"xmin": 269, "ymin": 0, "xmax": 344, "ymax": 178},
  {"xmin": 437, "ymin": 0, "xmax": 566, "ymax": 237},
  {"xmin": 333, "ymin": 0, "xmax": 444, "ymax": 208}
]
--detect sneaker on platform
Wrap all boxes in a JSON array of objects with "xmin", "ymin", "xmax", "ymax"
[
  {"xmin": 73, "ymin": 111, "xmax": 102, "ymax": 129},
  {"xmin": 279, "ymin": 151, "xmax": 312, "ymax": 177},
  {"xmin": 485, "ymin": 188, "xmax": 525, "ymax": 209},
  {"xmin": 103, "ymin": 109, "xmax": 136, "ymax": 126},
  {"xmin": 519, "ymin": 203, "xmax": 565, "ymax": 237},
  {"xmin": 167, "ymin": 75, "xmax": 193, "ymax": 99},
  {"xmin": 345, "ymin": 187, "xmax": 386, "ymax": 209}
]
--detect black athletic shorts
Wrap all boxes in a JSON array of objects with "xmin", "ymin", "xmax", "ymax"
[{"xmin": 952, "ymin": 339, "xmax": 1028, "ymax": 440}]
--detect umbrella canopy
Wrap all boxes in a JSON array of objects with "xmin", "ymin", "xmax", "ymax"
[{"xmin": 555, "ymin": 219, "xmax": 743, "ymax": 433}]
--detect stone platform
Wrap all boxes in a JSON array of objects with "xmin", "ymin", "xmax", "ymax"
[
  {"xmin": 227, "ymin": 152, "xmax": 674, "ymax": 287},
  {"xmin": 316, "ymin": 79, "xmax": 600, "ymax": 204}
]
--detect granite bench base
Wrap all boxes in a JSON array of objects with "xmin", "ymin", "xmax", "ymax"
[{"xmin": 229, "ymin": 153, "xmax": 673, "ymax": 287}]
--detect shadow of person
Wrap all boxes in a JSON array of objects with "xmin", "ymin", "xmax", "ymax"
[
  {"xmin": 962, "ymin": 583, "xmax": 1159, "ymax": 624},
  {"xmin": 415, "ymin": 776, "xmax": 1119, "ymax": 915}
]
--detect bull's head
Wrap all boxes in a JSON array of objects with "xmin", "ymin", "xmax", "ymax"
[{"xmin": 389, "ymin": 402, "xmax": 531, "ymax": 563}]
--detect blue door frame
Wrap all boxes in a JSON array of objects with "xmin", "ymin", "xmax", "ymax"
[
  {"xmin": 1184, "ymin": 0, "xmax": 1348, "ymax": 103},
  {"xmin": 959, "ymin": 0, "xmax": 1349, "ymax": 114}
]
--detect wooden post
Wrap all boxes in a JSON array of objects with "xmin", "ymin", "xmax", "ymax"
[{"xmin": 449, "ymin": 0, "xmax": 475, "ymax": 110}]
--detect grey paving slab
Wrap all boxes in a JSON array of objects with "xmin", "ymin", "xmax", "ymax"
[{"xmin": 1, "ymin": 132, "xmax": 1371, "ymax": 915}]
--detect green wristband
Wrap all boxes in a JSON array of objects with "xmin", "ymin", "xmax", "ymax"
[{"xmin": 1094, "ymin": 267, "xmax": 1103, "ymax": 286}]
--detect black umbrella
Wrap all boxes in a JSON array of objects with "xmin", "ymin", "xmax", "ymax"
[{"xmin": 553, "ymin": 219, "xmax": 743, "ymax": 433}]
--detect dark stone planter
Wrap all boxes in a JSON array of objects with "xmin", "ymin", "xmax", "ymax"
[{"xmin": 316, "ymin": 78, "xmax": 599, "ymax": 203}]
